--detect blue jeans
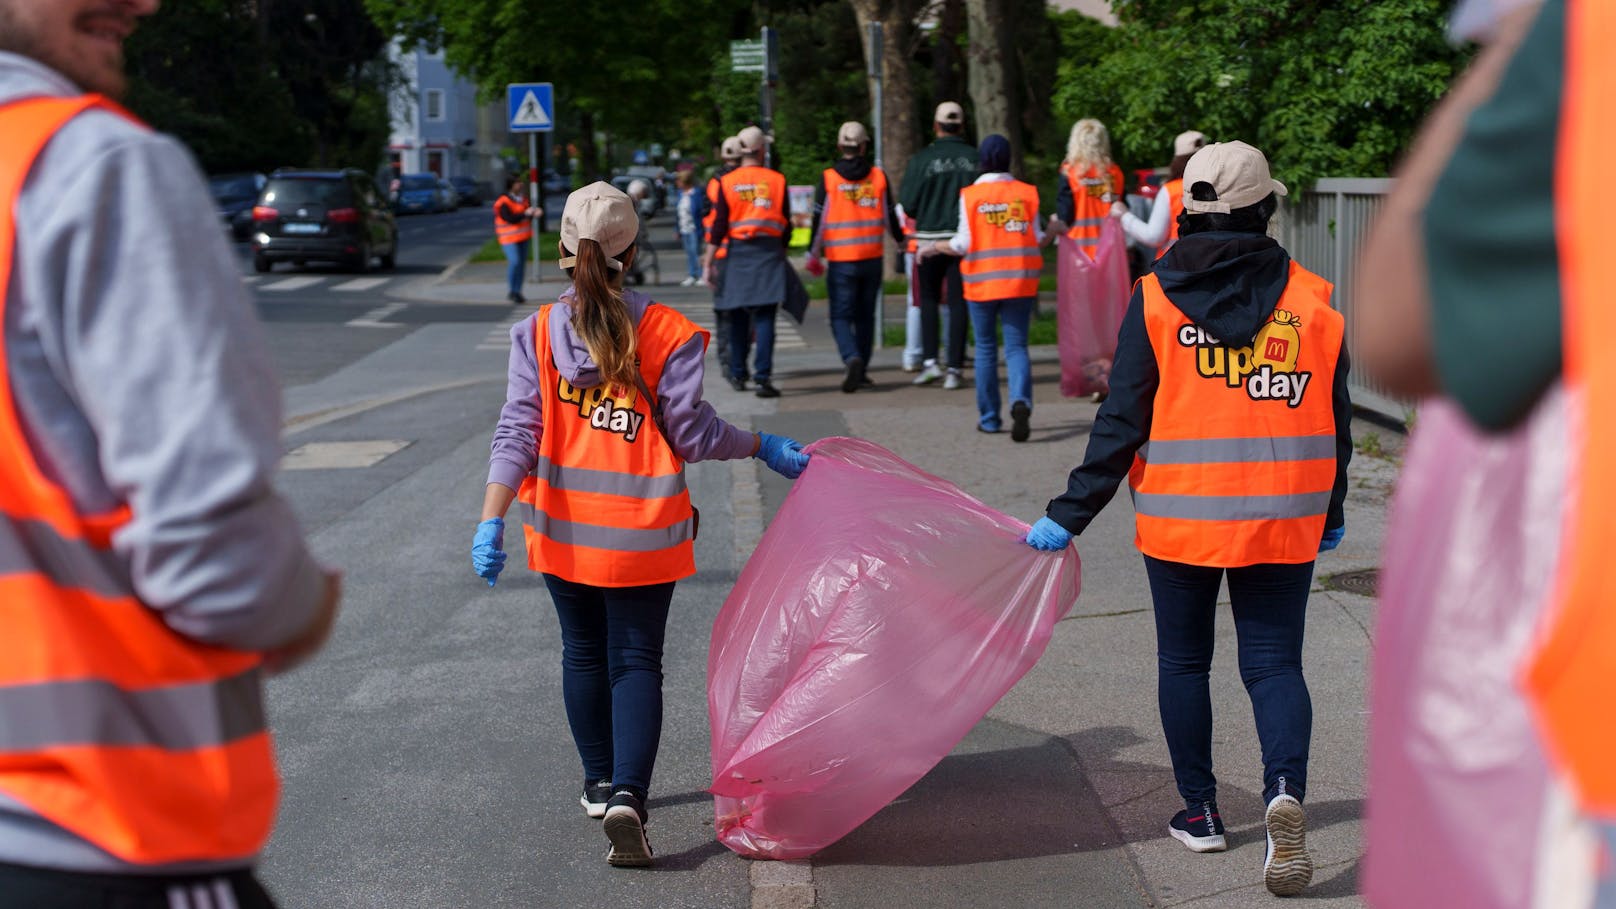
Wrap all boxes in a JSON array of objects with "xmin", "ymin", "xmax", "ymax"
[
  {"xmin": 967, "ymin": 297, "xmax": 1034, "ymax": 432},
  {"xmin": 1143, "ymin": 556, "xmax": 1315, "ymax": 808},
  {"xmin": 681, "ymin": 230, "xmax": 701, "ymax": 279},
  {"xmin": 728, "ymin": 304, "xmax": 777, "ymax": 383},
  {"xmin": 501, "ymin": 238, "xmax": 527, "ymax": 295},
  {"xmin": 826, "ymin": 258, "xmax": 883, "ymax": 365},
  {"xmin": 544, "ymin": 574, "xmax": 676, "ymax": 798}
]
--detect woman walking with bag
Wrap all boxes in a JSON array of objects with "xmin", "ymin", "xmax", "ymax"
[{"xmin": 468, "ymin": 183, "xmax": 810, "ymax": 867}]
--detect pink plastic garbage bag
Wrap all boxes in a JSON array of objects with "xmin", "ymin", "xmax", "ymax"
[
  {"xmin": 707, "ymin": 437, "xmax": 1081, "ymax": 860},
  {"xmin": 1366, "ymin": 388, "xmax": 1586, "ymax": 907},
  {"xmin": 1056, "ymin": 225, "xmax": 1130, "ymax": 398}
]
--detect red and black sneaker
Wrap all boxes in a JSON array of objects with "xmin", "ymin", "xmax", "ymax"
[{"xmin": 1169, "ymin": 800, "xmax": 1227, "ymax": 853}]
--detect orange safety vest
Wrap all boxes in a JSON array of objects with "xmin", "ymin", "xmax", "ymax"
[
  {"xmin": 958, "ymin": 179, "xmax": 1042, "ymax": 302},
  {"xmin": 518, "ymin": 302, "xmax": 705, "ymax": 587},
  {"xmin": 1063, "ymin": 162, "xmax": 1124, "ymax": 257},
  {"xmin": 820, "ymin": 166, "xmax": 888, "ymax": 262},
  {"xmin": 1128, "ymin": 263, "xmax": 1342, "ymax": 567},
  {"xmin": 0, "ymin": 96, "xmax": 277, "ymax": 864},
  {"xmin": 1523, "ymin": 0, "xmax": 1616, "ymax": 814},
  {"xmin": 720, "ymin": 165, "xmax": 787, "ymax": 241},
  {"xmin": 704, "ymin": 175, "xmax": 728, "ymax": 260},
  {"xmin": 1157, "ymin": 178, "xmax": 1185, "ymax": 259},
  {"xmin": 494, "ymin": 193, "xmax": 533, "ymax": 245}
]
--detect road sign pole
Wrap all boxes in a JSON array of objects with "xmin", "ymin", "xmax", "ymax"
[
  {"xmin": 529, "ymin": 132, "xmax": 540, "ymax": 284},
  {"xmin": 868, "ymin": 22, "xmax": 884, "ymax": 349}
]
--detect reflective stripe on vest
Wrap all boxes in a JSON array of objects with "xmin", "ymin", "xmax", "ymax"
[
  {"xmin": 494, "ymin": 194, "xmax": 533, "ymax": 245},
  {"xmin": 1064, "ymin": 162, "xmax": 1123, "ymax": 255},
  {"xmin": 958, "ymin": 180, "xmax": 1042, "ymax": 302},
  {"xmin": 0, "ymin": 95, "xmax": 277, "ymax": 865},
  {"xmin": 721, "ymin": 166, "xmax": 787, "ymax": 240},
  {"xmin": 1523, "ymin": 0, "xmax": 1616, "ymax": 814},
  {"xmin": 704, "ymin": 176, "xmax": 728, "ymax": 260},
  {"xmin": 1157, "ymin": 178, "xmax": 1185, "ymax": 260},
  {"xmin": 1128, "ymin": 262, "xmax": 1343, "ymax": 567},
  {"xmin": 519, "ymin": 302, "xmax": 703, "ymax": 587},
  {"xmin": 821, "ymin": 167, "xmax": 887, "ymax": 262}
]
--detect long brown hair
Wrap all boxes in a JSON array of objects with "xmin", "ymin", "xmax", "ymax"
[{"xmin": 563, "ymin": 239, "xmax": 639, "ymax": 390}]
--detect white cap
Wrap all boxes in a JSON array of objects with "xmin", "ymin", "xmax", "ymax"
[
  {"xmin": 1173, "ymin": 130, "xmax": 1207, "ymax": 157},
  {"xmin": 837, "ymin": 121, "xmax": 870, "ymax": 148},
  {"xmin": 720, "ymin": 136, "xmax": 742, "ymax": 160},
  {"xmin": 559, "ymin": 182, "xmax": 639, "ymax": 271},
  {"xmin": 934, "ymin": 101, "xmax": 964, "ymax": 125},
  {"xmin": 736, "ymin": 125, "xmax": 771, "ymax": 154},
  {"xmin": 1181, "ymin": 141, "xmax": 1288, "ymax": 215}
]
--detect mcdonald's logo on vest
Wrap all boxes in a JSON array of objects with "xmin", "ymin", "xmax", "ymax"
[{"xmin": 1178, "ymin": 308, "xmax": 1312, "ymax": 407}]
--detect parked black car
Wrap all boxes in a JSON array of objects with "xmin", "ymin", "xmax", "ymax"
[
  {"xmin": 448, "ymin": 175, "xmax": 484, "ymax": 206},
  {"xmin": 251, "ymin": 169, "xmax": 398, "ymax": 273},
  {"xmin": 208, "ymin": 172, "xmax": 265, "ymax": 241}
]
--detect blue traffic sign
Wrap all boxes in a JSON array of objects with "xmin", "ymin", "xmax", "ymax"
[{"xmin": 507, "ymin": 83, "xmax": 554, "ymax": 133}]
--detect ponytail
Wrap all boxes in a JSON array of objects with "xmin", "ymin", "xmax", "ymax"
[{"xmin": 563, "ymin": 239, "xmax": 640, "ymax": 390}]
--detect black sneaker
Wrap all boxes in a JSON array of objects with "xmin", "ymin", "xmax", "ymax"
[
  {"xmin": 603, "ymin": 790, "xmax": 653, "ymax": 867},
  {"xmin": 1169, "ymin": 801, "xmax": 1227, "ymax": 853},
  {"xmin": 754, "ymin": 381, "xmax": 780, "ymax": 399},
  {"xmin": 1263, "ymin": 783, "xmax": 1312, "ymax": 896},
  {"xmin": 727, "ymin": 376, "xmax": 747, "ymax": 392},
  {"xmin": 841, "ymin": 356, "xmax": 864, "ymax": 394},
  {"xmin": 1010, "ymin": 401, "xmax": 1031, "ymax": 442},
  {"xmin": 580, "ymin": 778, "xmax": 612, "ymax": 819}
]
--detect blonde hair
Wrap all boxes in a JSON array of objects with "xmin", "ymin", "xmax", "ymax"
[
  {"xmin": 1064, "ymin": 119, "xmax": 1113, "ymax": 171},
  {"xmin": 563, "ymin": 239, "xmax": 639, "ymax": 390}
]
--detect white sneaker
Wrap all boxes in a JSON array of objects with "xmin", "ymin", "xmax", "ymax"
[
  {"xmin": 679, "ymin": 276, "xmax": 697, "ymax": 286},
  {"xmin": 912, "ymin": 362, "xmax": 943, "ymax": 385},
  {"xmin": 902, "ymin": 359, "xmax": 921, "ymax": 373},
  {"xmin": 942, "ymin": 368, "xmax": 962, "ymax": 390},
  {"xmin": 1263, "ymin": 791, "xmax": 1312, "ymax": 896}
]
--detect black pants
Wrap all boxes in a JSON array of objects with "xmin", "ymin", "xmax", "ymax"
[
  {"xmin": 916, "ymin": 253, "xmax": 967, "ymax": 369},
  {"xmin": 0, "ymin": 861, "xmax": 277, "ymax": 909}
]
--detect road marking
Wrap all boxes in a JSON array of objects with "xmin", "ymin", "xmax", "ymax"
[
  {"xmin": 347, "ymin": 302, "xmax": 407, "ymax": 328},
  {"xmin": 332, "ymin": 277, "xmax": 390, "ymax": 292},
  {"xmin": 282, "ymin": 439, "xmax": 411, "ymax": 470},
  {"xmin": 260, "ymin": 276, "xmax": 324, "ymax": 292},
  {"xmin": 242, "ymin": 275, "xmax": 261, "ymax": 284},
  {"xmin": 478, "ymin": 308, "xmax": 533, "ymax": 351}
]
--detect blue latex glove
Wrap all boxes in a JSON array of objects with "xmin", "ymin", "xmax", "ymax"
[
  {"xmin": 1319, "ymin": 524, "xmax": 1345, "ymax": 553},
  {"xmin": 755, "ymin": 432, "xmax": 810, "ymax": 479},
  {"xmin": 472, "ymin": 517, "xmax": 506, "ymax": 586},
  {"xmin": 1024, "ymin": 517, "xmax": 1073, "ymax": 551}
]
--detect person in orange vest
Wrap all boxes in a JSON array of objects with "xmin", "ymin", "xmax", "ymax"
[
  {"xmin": 494, "ymin": 178, "xmax": 542, "ymax": 303},
  {"xmin": 1113, "ymin": 130, "xmax": 1207, "ymax": 261},
  {"xmin": 806, "ymin": 121, "xmax": 906, "ymax": 393},
  {"xmin": 1025, "ymin": 142, "xmax": 1353, "ymax": 898},
  {"xmin": 1048, "ymin": 118, "xmax": 1125, "ymax": 260},
  {"xmin": 0, "ymin": 3, "xmax": 342, "ymax": 905},
  {"xmin": 705, "ymin": 135, "xmax": 742, "ymax": 370},
  {"xmin": 705, "ymin": 125, "xmax": 807, "ymax": 398},
  {"xmin": 469, "ymin": 183, "xmax": 808, "ymax": 868},
  {"xmin": 916, "ymin": 135, "xmax": 1057, "ymax": 439}
]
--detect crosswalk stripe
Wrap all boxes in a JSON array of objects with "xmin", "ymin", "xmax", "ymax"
[
  {"xmin": 260, "ymin": 276, "xmax": 323, "ymax": 292},
  {"xmin": 346, "ymin": 302, "xmax": 406, "ymax": 328},
  {"xmin": 332, "ymin": 277, "xmax": 389, "ymax": 292}
]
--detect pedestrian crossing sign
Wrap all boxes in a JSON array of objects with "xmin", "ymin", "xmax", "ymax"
[{"xmin": 507, "ymin": 82, "xmax": 554, "ymax": 133}]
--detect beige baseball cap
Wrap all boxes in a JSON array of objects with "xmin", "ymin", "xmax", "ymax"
[
  {"xmin": 559, "ymin": 182, "xmax": 638, "ymax": 271},
  {"xmin": 837, "ymin": 121, "xmax": 870, "ymax": 148},
  {"xmin": 1173, "ymin": 130, "xmax": 1207, "ymax": 157},
  {"xmin": 736, "ymin": 125, "xmax": 771, "ymax": 154},
  {"xmin": 934, "ymin": 101, "xmax": 964, "ymax": 125},
  {"xmin": 1181, "ymin": 141, "xmax": 1287, "ymax": 215},
  {"xmin": 720, "ymin": 135, "xmax": 742, "ymax": 160}
]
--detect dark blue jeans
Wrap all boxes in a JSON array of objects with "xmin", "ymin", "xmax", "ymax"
[
  {"xmin": 544, "ymin": 574, "xmax": 676, "ymax": 798},
  {"xmin": 826, "ymin": 258, "xmax": 883, "ymax": 365},
  {"xmin": 916, "ymin": 253, "xmax": 967, "ymax": 369},
  {"xmin": 728, "ymin": 304, "xmax": 777, "ymax": 383},
  {"xmin": 501, "ymin": 238, "xmax": 527, "ymax": 295},
  {"xmin": 1143, "ymin": 555, "xmax": 1314, "ymax": 808}
]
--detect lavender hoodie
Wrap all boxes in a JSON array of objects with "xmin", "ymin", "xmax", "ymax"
[{"xmin": 487, "ymin": 288, "xmax": 756, "ymax": 490}]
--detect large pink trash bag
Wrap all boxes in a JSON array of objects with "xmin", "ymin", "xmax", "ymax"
[
  {"xmin": 1056, "ymin": 224, "xmax": 1130, "ymax": 398},
  {"xmin": 708, "ymin": 437, "xmax": 1081, "ymax": 860},
  {"xmin": 1366, "ymin": 389, "xmax": 1580, "ymax": 907}
]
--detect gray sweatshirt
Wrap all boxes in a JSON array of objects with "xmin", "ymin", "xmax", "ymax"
[
  {"xmin": 488, "ymin": 288, "xmax": 756, "ymax": 491},
  {"xmin": 0, "ymin": 54, "xmax": 326, "ymax": 871}
]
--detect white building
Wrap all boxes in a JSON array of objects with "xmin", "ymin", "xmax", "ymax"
[{"xmin": 386, "ymin": 41, "xmax": 508, "ymax": 185}]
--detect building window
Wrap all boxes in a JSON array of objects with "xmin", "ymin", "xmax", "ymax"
[{"xmin": 425, "ymin": 89, "xmax": 445, "ymax": 121}]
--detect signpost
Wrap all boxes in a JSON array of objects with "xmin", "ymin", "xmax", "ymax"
[
  {"xmin": 507, "ymin": 82, "xmax": 554, "ymax": 284},
  {"xmin": 729, "ymin": 39, "xmax": 765, "ymax": 73}
]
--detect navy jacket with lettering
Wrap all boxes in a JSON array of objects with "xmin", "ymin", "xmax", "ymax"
[{"xmin": 1045, "ymin": 231, "xmax": 1352, "ymax": 538}]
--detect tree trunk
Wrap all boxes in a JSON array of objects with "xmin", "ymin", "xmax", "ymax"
[
  {"xmin": 964, "ymin": 0, "xmax": 1022, "ymax": 174},
  {"xmin": 933, "ymin": 0, "xmax": 967, "ymax": 112},
  {"xmin": 847, "ymin": 0, "xmax": 920, "ymax": 202},
  {"xmin": 577, "ymin": 110, "xmax": 599, "ymax": 183}
]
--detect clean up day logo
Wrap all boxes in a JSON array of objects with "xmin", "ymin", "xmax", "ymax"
[
  {"xmin": 557, "ymin": 378, "xmax": 645, "ymax": 442},
  {"xmin": 733, "ymin": 182, "xmax": 773, "ymax": 209},
  {"xmin": 836, "ymin": 181, "xmax": 880, "ymax": 208},
  {"xmin": 1179, "ymin": 309, "xmax": 1311, "ymax": 407},
  {"xmin": 977, "ymin": 199, "xmax": 1031, "ymax": 233}
]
